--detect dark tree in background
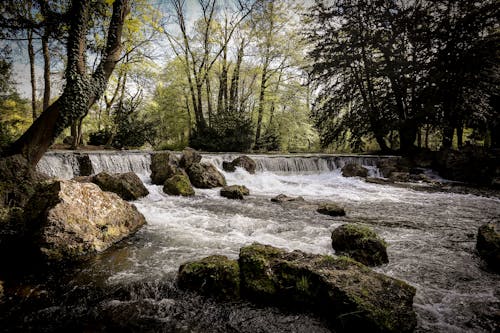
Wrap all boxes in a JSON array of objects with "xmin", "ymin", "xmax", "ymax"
[
  {"xmin": 1, "ymin": 0, "xmax": 130, "ymax": 166},
  {"xmin": 307, "ymin": 0, "xmax": 499, "ymax": 153}
]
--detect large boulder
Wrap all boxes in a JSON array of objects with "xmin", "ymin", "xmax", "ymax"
[
  {"xmin": 187, "ymin": 163, "xmax": 226, "ymax": 188},
  {"xmin": 179, "ymin": 147, "xmax": 202, "ymax": 169},
  {"xmin": 476, "ymin": 221, "xmax": 500, "ymax": 272},
  {"xmin": 239, "ymin": 243, "xmax": 416, "ymax": 333},
  {"xmin": 223, "ymin": 155, "xmax": 256, "ymax": 174},
  {"xmin": 341, "ymin": 163, "xmax": 369, "ymax": 178},
  {"xmin": 76, "ymin": 154, "xmax": 94, "ymax": 176},
  {"xmin": 24, "ymin": 180, "xmax": 146, "ymax": 261},
  {"xmin": 331, "ymin": 224, "xmax": 389, "ymax": 267},
  {"xmin": 92, "ymin": 172, "xmax": 149, "ymax": 201},
  {"xmin": 220, "ymin": 185, "xmax": 250, "ymax": 200},
  {"xmin": 150, "ymin": 152, "xmax": 180, "ymax": 185},
  {"xmin": 317, "ymin": 203, "xmax": 346, "ymax": 217},
  {"xmin": 163, "ymin": 173, "xmax": 195, "ymax": 196},
  {"xmin": 177, "ymin": 255, "xmax": 240, "ymax": 300}
]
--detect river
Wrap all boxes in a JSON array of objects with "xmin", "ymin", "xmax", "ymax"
[{"xmin": 2, "ymin": 151, "xmax": 498, "ymax": 332}]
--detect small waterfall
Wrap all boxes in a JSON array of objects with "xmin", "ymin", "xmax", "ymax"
[
  {"xmin": 204, "ymin": 154, "xmax": 389, "ymax": 176},
  {"xmin": 89, "ymin": 152, "xmax": 151, "ymax": 176},
  {"xmin": 37, "ymin": 151, "xmax": 151, "ymax": 179}
]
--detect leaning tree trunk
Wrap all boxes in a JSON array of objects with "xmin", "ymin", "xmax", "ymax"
[{"xmin": 7, "ymin": 0, "xmax": 130, "ymax": 166}]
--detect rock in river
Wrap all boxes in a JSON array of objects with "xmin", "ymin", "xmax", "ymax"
[
  {"xmin": 223, "ymin": 155, "xmax": 257, "ymax": 174},
  {"xmin": 187, "ymin": 163, "xmax": 226, "ymax": 189},
  {"xmin": 24, "ymin": 180, "xmax": 146, "ymax": 261},
  {"xmin": 150, "ymin": 151, "xmax": 180, "ymax": 185},
  {"xmin": 92, "ymin": 172, "xmax": 149, "ymax": 201},
  {"xmin": 239, "ymin": 243, "xmax": 416, "ymax": 333},
  {"xmin": 341, "ymin": 163, "xmax": 368, "ymax": 178},
  {"xmin": 220, "ymin": 185, "xmax": 250, "ymax": 200},
  {"xmin": 179, "ymin": 147, "xmax": 202, "ymax": 169},
  {"xmin": 163, "ymin": 173, "xmax": 195, "ymax": 197},
  {"xmin": 317, "ymin": 203, "xmax": 346, "ymax": 217},
  {"xmin": 476, "ymin": 221, "xmax": 500, "ymax": 272},
  {"xmin": 331, "ymin": 224, "xmax": 389, "ymax": 267}
]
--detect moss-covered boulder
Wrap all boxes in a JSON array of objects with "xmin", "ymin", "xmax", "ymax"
[
  {"xmin": 150, "ymin": 152, "xmax": 180, "ymax": 185},
  {"xmin": 24, "ymin": 180, "xmax": 146, "ymax": 261},
  {"xmin": 177, "ymin": 255, "xmax": 240, "ymax": 300},
  {"xmin": 317, "ymin": 203, "xmax": 346, "ymax": 217},
  {"xmin": 331, "ymin": 224, "xmax": 388, "ymax": 267},
  {"xmin": 187, "ymin": 163, "xmax": 226, "ymax": 188},
  {"xmin": 239, "ymin": 243, "xmax": 416, "ymax": 333},
  {"xmin": 163, "ymin": 173, "xmax": 195, "ymax": 196},
  {"xmin": 220, "ymin": 185, "xmax": 249, "ymax": 200},
  {"xmin": 476, "ymin": 221, "xmax": 500, "ymax": 272},
  {"xmin": 92, "ymin": 172, "xmax": 148, "ymax": 201},
  {"xmin": 179, "ymin": 147, "xmax": 202, "ymax": 169},
  {"xmin": 341, "ymin": 163, "xmax": 369, "ymax": 178}
]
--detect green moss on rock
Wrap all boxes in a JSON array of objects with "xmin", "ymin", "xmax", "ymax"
[
  {"xmin": 238, "ymin": 243, "xmax": 415, "ymax": 333},
  {"xmin": 177, "ymin": 255, "xmax": 240, "ymax": 299},
  {"xmin": 163, "ymin": 174, "xmax": 195, "ymax": 196},
  {"xmin": 331, "ymin": 224, "xmax": 389, "ymax": 267}
]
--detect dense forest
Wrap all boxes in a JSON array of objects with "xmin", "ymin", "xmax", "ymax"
[{"xmin": 0, "ymin": 0, "xmax": 498, "ymax": 163}]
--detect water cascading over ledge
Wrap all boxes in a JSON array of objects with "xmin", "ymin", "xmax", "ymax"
[{"xmin": 37, "ymin": 150, "xmax": 396, "ymax": 179}]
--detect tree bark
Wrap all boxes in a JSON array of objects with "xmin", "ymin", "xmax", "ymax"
[
  {"xmin": 42, "ymin": 30, "xmax": 51, "ymax": 111},
  {"xmin": 28, "ymin": 28, "xmax": 37, "ymax": 120},
  {"xmin": 8, "ymin": 0, "xmax": 130, "ymax": 166}
]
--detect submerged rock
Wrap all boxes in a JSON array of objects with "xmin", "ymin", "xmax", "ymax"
[
  {"xmin": 476, "ymin": 221, "xmax": 500, "ymax": 272},
  {"xmin": 331, "ymin": 224, "xmax": 389, "ymax": 267},
  {"xmin": 92, "ymin": 172, "xmax": 149, "ymax": 201},
  {"xmin": 178, "ymin": 255, "xmax": 240, "ymax": 300},
  {"xmin": 366, "ymin": 177, "xmax": 394, "ymax": 185},
  {"xmin": 222, "ymin": 161, "xmax": 236, "ymax": 172},
  {"xmin": 388, "ymin": 172, "xmax": 410, "ymax": 182},
  {"xmin": 317, "ymin": 203, "xmax": 346, "ymax": 217},
  {"xmin": 150, "ymin": 152, "xmax": 180, "ymax": 185},
  {"xmin": 341, "ymin": 163, "xmax": 369, "ymax": 178},
  {"xmin": 187, "ymin": 163, "xmax": 226, "ymax": 188},
  {"xmin": 271, "ymin": 194, "xmax": 305, "ymax": 203},
  {"xmin": 239, "ymin": 243, "xmax": 416, "ymax": 333},
  {"xmin": 163, "ymin": 173, "xmax": 195, "ymax": 197},
  {"xmin": 179, "ymin": 148, "xmax": 202, "ymax": 169},
  {"xmin": 220, "ymin": 185, "xmax": 250, "ymax": 200},
  {"xmin": 24, "ymin": 180, "xmax": 146, "ymax": 261}
]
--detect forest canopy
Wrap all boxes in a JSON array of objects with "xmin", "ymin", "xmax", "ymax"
[{"xmin": 0, "ymin": 0, "xmax": 498, "ymax": 161}]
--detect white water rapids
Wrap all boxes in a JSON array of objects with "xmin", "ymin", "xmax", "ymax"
[{"xmin": 36, "ymin": 151, "xmax": 500, "ymax": 333}]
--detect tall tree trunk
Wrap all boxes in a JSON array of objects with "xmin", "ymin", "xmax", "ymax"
[
  {"xmin": 456, "ymin": 124, "xmax": 463, "ymax": 149},
  {"xmin": 42, "ymin": 30, "xmax": 51, "ymax": 111},
  {"xmin": 229, "ymin": 39, "xmax": 244, "ymax": 114},
  {"xmin": 28, "ymin": 28, "xmax": 37, "ymax": 120},
  {"xmin": 254, "ymin": 68, "xmax": 268, "ymax": 147},
  {"xmin": 8, "ymin": 0, "xmax": 130, "ymax": 166}
]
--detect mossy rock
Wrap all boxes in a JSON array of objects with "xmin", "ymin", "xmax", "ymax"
[
  {"xmin": 331, "ymin": 224, "xmax": 388, "ymax": 267},
  {"xmin": 177, "ymin": 255, "xmax": 240, "ymax": 300},
  {"xmin": 163, "ymin": 174, "xmax": 195, "ymax": 196},
  {"xmin": 239, "ymin": 243, "xmax": 415, "ymax": 333},
  {"xmin": 92, "ymin": 172, "xmax": 149, "ymax": 201},
  {"xmin": 476, "ymin": 221, "xmax": 500, "ymax": 272},
  {"xmin": 317, "ymin": 203, "xmax": 346, "ymax": 217},
  {"xmin": 150, "ymin": 152, "xmax": 180, "ymax": 185},
  {"xmin": 220, "ymin": 185, "xmax": 250, "ymax": 200}
]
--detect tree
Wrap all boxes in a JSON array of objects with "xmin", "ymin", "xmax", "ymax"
[{"xmin": 4, "ymin": 0, "xmax": 130, "ymax": 166}]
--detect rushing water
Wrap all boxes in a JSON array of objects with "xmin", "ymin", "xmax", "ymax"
[{"xmin": 9, "ymin": 152, "xmax": 500, "ymax": 332}]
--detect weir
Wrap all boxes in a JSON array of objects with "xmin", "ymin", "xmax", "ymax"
[{"xmin": 37, "ymin": 150, "xmax": 395, "ymax": 179}]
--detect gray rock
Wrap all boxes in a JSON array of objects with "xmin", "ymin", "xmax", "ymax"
[
  {"xmin": 179, "ymin": 147, "xmax": 202, "ymax": 169},
  {"xmin": 341, "ymin": 163, "xmax": 369, "ymax": 178},
  {"xmin": 92, "ymin": 172, "xmax": 149, "ymax": 201},
  {"xmin": 24, "ymin": 180, "xmax": 146, "ymax": 261},
  {"xmin": 163, "ymin": 173, "xmax": 195, "ymax": 196},
  {"xmin": 150, "ymin": 152, "xmax": 180, "ymax": 185},
  {"xmin": 271, "ymin": 194, "xmax": 305, "ymax": 203},
  {"xmin": 187, "ymin": 163, "xmax": 226, "ymax": 188}
]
